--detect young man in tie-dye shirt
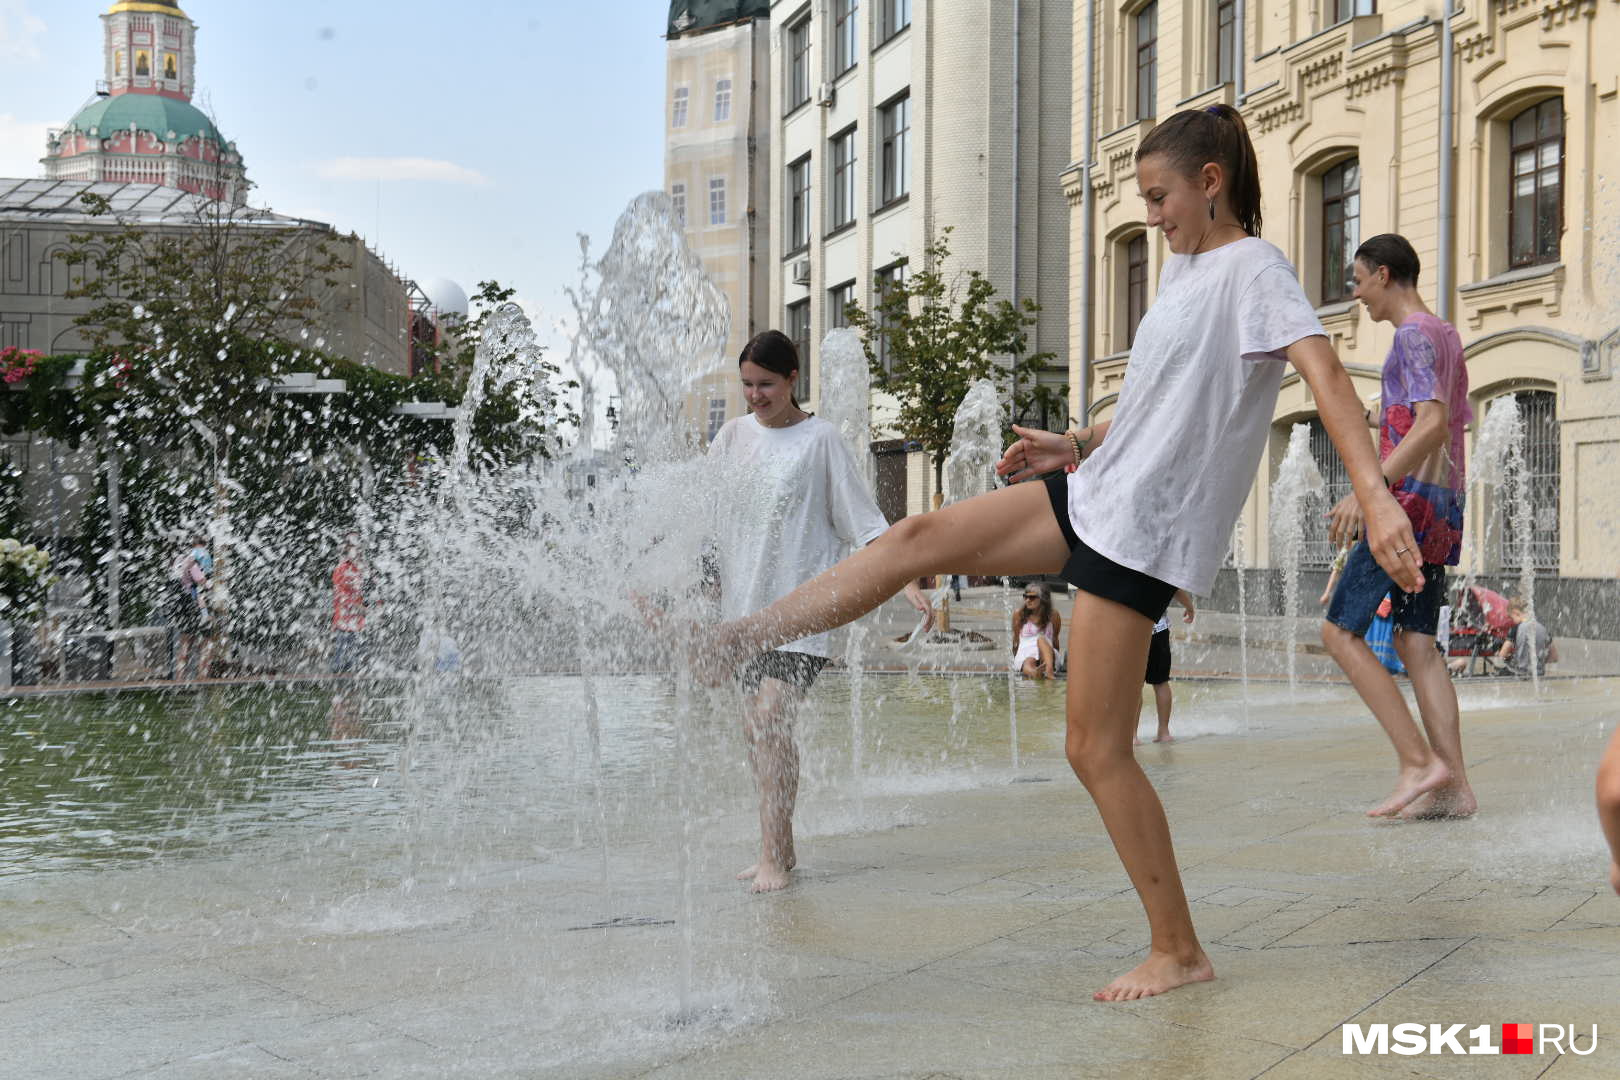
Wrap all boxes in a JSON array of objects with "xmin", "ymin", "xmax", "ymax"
[{"xmin": 1322, "ymin": 233, "xmax": 1476, "ymax": 822}]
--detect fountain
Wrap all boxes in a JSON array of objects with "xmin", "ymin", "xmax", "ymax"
[
  {"xmin": 1269, "ymin": 423, "xmax": 1326, "ymax": 697},
  {"xmin": 1471, "ymin": 392, "xmax": 1538, "ymax": 688}
]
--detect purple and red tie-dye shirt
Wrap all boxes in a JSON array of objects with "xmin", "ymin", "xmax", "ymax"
[{"xmin": 1379, "ymin": 313, "xmax": 1470, "ymax": 566}]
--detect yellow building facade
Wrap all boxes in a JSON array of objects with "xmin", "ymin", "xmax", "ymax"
[{"xmin": 1065, "ymin": 0, "xmax": 1619, "ymax": 621}]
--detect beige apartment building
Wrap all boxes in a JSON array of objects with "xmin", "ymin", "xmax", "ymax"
[
  {"xmin": 1065, "ymin": 0, "xmax": 1619, "ymax": 627},
  {"xmin": 764, "ymin": 0, "xmax": 1073, "ymax": 519},
  {"xmin": 665, "ymin": 3, "xmax": 773, "ymax": 445}
]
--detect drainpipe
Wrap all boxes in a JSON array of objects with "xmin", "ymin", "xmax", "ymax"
[
  {"xmin": 1235, "ymin": 0, "xmax": 1246, "ymax": 100},
  {"xmin": 1011, "ymin": 0, "xmax": 1022, "ymax": 410},
  {"xmin": 1079, "ymin": 0, "xmax": 1096, "ymax": 422},
  {"xmin": 1436, "ymin": 0, "xmax": 1456, "ymax": 321}
]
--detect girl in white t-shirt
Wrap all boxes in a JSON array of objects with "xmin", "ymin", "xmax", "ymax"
[
  {"xmin": 697, "ymin": 106, "xmax": 1423, "ymax": 997},
  {"xmin": 709, "ymin": 330, "xmax": 931, "ymax": 894}
]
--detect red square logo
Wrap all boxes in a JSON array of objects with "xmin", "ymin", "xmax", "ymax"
[{"xmin": 1502, "ymin": 1023, "xmax": 1534, "ymax": 1055}]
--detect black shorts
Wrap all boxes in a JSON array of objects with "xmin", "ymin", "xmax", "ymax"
[
  {"xmin": 1043, "ymin": 473, "xmax": 1177, "ymax": 624},
  {"xmin": 738, "ymin": 650, "xmax": 829, "ymax": 695},
  {"xmin": 1145, "ymin": 628, "xmax": 1172, "ymax": 685}
]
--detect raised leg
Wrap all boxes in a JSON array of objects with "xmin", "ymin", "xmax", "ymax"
[
  {"xmin": 1036, "ymin": 637, "xmax": 1057, "ymax": 679},
  {"xmin": 1321, "ymin": 620, "xmax": 1451, "ymax": 816},
  {"xmin": 736, "ymin": 677, "xmax": 809, "ymax": 893},
  {"xmin": 1065, "ymin": 592, "xmax": 1213, "ymax": 1001},
  {"xmin": 711, "ymin": 482, "xmax": 1068, "ymax": 672}
]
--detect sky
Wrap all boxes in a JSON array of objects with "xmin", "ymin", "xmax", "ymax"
[{"xmin": 0, "ymin": 0, "xmax": 672, "ymax": 329}]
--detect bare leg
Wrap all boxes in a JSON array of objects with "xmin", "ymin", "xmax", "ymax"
[
  {"xmin": 1393, "ymin": 631, "xmax": 1476, "ymax": 819},
  {"xmin": 1321, "ymin": 621, "xmax": 1451, "ymax": 816},
  {"xmin": 1597, "ymin": 726, "xmax": 1620, "ymax": 895},
  {"xmin": 1019, "ymin": 657, "xmax": 1041, "ymax": 679},
  {"xmin": 1152, "ymin": 682, "xmax": 1174, "ymax": 742},
  {"xmin": 709, "ymin": 482, "xmax": 1068, "ymax": 674},
  {"xmin": 1036, "ymin": 638, "xmax": 1056, "ymax": 680},
  {"xmin": 1066, "ymin": 592, "xmax": 1213, "ymax": 1001},
  {"xmin": 736, "ymin": 677, "xmax": 808, "ymax": 893}
]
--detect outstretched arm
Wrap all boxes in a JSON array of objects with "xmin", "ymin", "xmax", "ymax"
[
  {"xmin": 1287, "ymin": 336, "xmax": 1424, "ymax": 593},
  {"xmin": 997, "ymin": 422, "xmax": 1112, "ymax": 485}
]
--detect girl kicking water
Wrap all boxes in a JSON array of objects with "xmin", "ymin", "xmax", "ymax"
[{"xmin": 694, "ymin": 106, "xmax": 1423, "ymax": 997}]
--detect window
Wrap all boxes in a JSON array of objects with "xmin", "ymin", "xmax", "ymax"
[
  {"xmin": 714, "ymin": 78, "xmax": 732, "ymax": 122},
  {"xmin": 707, "ymin": 397, "xmax": 728, "ymax": 443},
  {"xmin": 1321, "ymin": 158, "xmax": 1360, "ymax": 302},
  {"xmin": 880, "ymin": 0, "xmax": 912, "ymax": 42},
  {"xmin": 835, "ymin": 0, "xmax": 859, "ymax": 74},
  {"xmin": 163, "ymin": 53, "xmax": 178, "ymax": 81},
  {"xmin": 829, "ymin": 280, "xmax": 856, "ymax": 330},
  {"xmin": 1215, "ymin": 0, "xmax": 1234, "ymax": 86},
  {"xmin": 708, "ymin": 177, "xmax": 727, "ymax": 225},
  {"xmin": 879, "ymin": 94, "xmax": 911, "ymax": 205},
  {"xmin": 115, "ymin": 51, "xmax": 124, "ymax": 76},
  {"xmin": 873, "ymin": 262, "xmax": 907, "ymax": 374},
  {"xmin": 787, "ymin": 300, "xmax": 812, "ymax": 401},
  {"xmin": 787, "ymin": 19, "xmax": 812, "ymax": 111},
  {"xmin": 1304, "ymin": 420, "xmax": 1353, "ymax": 568},
  {"xmin": 1333, "ymin": 0, "xmax": 1376, "ymax": 21},
  {"xmin": 1497, "ymin": 390, "xmax": 1561, "ymax": 572},
  {"xmin": 788, "ymin": 155, "xmax": 811, "ymax": 251},
  {"xmin": 135, "ymin": 50, "xmax": 151, "ymax": 77},
  {"xmin": 671, "ymin": 182, "xmax": 687, "ymax": 226},
  {"xmin": 1125, "ymin": 233, "xmax": 1148, "ymax": 348},
  {"xmin": 1509, "ymin": 98, "xmax": 1563, "ymax": 269},
  {"xmin": 1134, "ymin": 4, "xmax": 1157, "ymax": 121},
  {"xmin": 830, "ymin": 128, "xmax": 857, "ymax": 230},
  {"xmin": 671, "ymin": 86, "xmax": 689, "ymax": 128}
]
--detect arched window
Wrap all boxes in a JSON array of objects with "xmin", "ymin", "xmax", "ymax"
[
  {"xmin": 1304, "ymin": 418, "xmax": 1352, "ymax": 568},
  {"xmin": 1495, "ymin": 389, "xmax": 1560, "ymax": 572},
  {"xmin": 1124, "ymin": 233, "xmax": 1148, "ymax": 347},
  {"xmin": 1508, "ymin": 98, "xmax": 1563, "ymax": 268},
  {"xmin": 1321, "ymin": 158, "xmax": 1360, "ymax": 302}
]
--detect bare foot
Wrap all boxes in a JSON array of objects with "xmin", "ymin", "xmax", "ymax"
[
  {"xmin": 1399, "ymin": 783, "xmax": 1479, "ymax": 820},
  {"xmin": 1153, "ymin": 731, "xmax": 1174, "ymax": 743},
  {"xmin": 748, "ymin": 862, "xmax": 793, "ymax": 893},
  {"xmin": 1367, "ymin": 759, "xmax": 1453, "ymax": 818},
  {"xmin": 738, "ymin": 850, "xmax": 796, "ymax": 882},
  {"xmin": 1093, "ymin": 949, "xmax": 1215, "ymax": 1001}
]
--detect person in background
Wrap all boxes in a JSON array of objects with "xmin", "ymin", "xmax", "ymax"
[
  {"xmin": 1011, "ymin": 583, "xmax": 1062, "ymax": 680},
  {"xmin": 331, "ymin": 532, "xmax": 366, "ymax": 675},
  {"xmin": 1598, "ymin": 726, "xmax": 1620, "ymax": 896},
  {"xmin": 1138, "ymin": 590, "xmax": 1196, "ymax": 745},
  {"xmin": 1495, "ymin": 596, "xmax": 1556, "ymax": 678},
  {"xmin": 167, "ymin": 536, "xmax": 209, "ymax": 680}
]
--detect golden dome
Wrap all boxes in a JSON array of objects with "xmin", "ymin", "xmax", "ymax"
[{"xmin": 107, "ymin": 1, "xmax": 188, "ymax": 15}]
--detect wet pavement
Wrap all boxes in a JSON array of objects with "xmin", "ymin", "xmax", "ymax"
[{"xmin": 2, "ymin": 599, "xmax": 1617, "ymax": 1078}]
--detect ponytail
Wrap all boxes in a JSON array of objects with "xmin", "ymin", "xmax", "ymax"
[{"xmin": 1137, "ymin": 104, "xmax": 1263, "ymax": 236}]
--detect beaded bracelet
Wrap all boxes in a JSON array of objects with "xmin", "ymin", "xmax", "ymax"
[{"xmin": 1064, "ymin": 428, "xmax": 1088, "ymax": 471}]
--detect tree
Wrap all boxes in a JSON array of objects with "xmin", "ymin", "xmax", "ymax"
[{"xmin": 844, "ymin": 228, "xmax": 1064, "ymax": 493}]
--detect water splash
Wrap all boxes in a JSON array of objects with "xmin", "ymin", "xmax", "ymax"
[{"xmin": 1269, "ymin": 423, "xmax": 1326, "ymax": 698}]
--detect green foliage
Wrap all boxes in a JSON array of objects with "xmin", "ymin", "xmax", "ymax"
[{"xmin": 844, "ymin": 228, "xmax": 1066, "ymax": 483}]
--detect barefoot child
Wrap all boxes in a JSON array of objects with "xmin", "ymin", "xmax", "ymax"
[
  {"xmin": 1141, "ymin": 590, "xmax": 1195, "ymax": 744},
  {"xmin": 709, "ymin": 330, "xmax": 930, "ymax": 893},
  {"xmin": 1320, "ymin": 234, "xmax": 1476, "ymax": 820},
  {"xmin": 695, "ymin": 106, "xmax": 1423, "ymax": 998}
]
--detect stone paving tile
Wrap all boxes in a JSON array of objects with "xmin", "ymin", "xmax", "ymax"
[
  {"xmin": 2, "ymin": 963, "xmax": 334, "ymax": 1080},
  {"xmin": 119, "ymin": 1042, "xmax": 321, "ymax": 1079}
]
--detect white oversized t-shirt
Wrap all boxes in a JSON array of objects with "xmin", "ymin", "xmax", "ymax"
[
  {"xmin": 709, "ymin": 414, "xmax": 890, "ymax": 657},
  {"xmin": 1068, "ymin": 237, "xmax": 1325, "ymax": 594}
]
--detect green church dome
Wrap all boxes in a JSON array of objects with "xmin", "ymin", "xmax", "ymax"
[{"xmin": 65, "ymin": 94, "xmax": 224, "ymax": 145}]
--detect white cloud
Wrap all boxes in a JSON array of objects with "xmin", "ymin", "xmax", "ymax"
[
  {"xmin": 0, "ymin": 114, "xmax": 51, "ymax": 179},
  {"xmin": 316, "ymin": 157, "xmax": 491, "ymax": 187},
  {"xmin": 0, "ymin": 1, "xmax": 46, "ymax": 62}
]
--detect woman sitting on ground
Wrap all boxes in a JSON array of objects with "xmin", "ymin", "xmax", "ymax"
[{"xmin": 1011, "ymin": 583, "xmax": 1061, "ymax": 679}]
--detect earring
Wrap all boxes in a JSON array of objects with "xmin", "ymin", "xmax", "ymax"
[{"xmin": 1208, "ymin": 198, "xmax": 1217, "ymax": 221}]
